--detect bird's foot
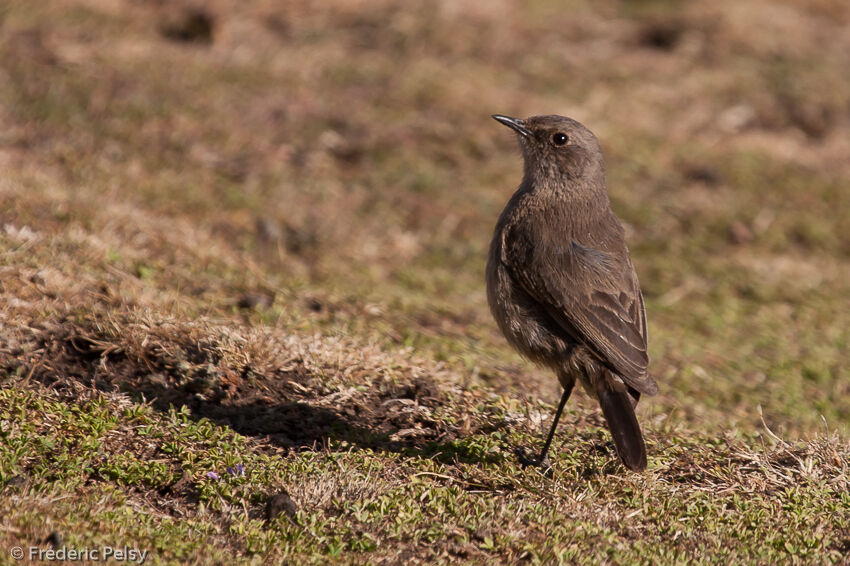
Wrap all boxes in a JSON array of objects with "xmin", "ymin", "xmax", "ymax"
[{"xmin": 514, "ymin": 447, "xmax": 554, "ymax": 478}]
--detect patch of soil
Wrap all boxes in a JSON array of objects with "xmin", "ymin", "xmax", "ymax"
[{"xmin": 160, "ymin": 9, "xmax": 215, "ymax": 45}]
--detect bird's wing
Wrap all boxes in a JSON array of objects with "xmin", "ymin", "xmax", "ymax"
[{"xmin": 502, "ymin": 228, "xmax": 657, "ymax": 395}]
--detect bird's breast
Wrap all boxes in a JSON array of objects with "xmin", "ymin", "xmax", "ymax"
[{"xmin": 486, "ymin": 231, "xmax": 571, "ymax": 365}]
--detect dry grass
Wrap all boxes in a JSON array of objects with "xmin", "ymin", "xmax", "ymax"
[{"xmin": 2, "ymin": 0, "xmax": 850, "ymax": 563}]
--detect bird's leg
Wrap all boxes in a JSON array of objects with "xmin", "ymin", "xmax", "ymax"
[
  {"xmin": 517, "ymin": 380, "xmax": 574, "ymax": 475},
  {"xmin": 537, "ymin": 381, "xmax": 574, "ymax": 464}
]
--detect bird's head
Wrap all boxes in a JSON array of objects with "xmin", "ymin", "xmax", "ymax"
[{"xmin": 492, "ymin": 114, "xmax": 604, "ymax": 185}]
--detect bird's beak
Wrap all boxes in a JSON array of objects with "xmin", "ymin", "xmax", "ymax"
[{"xmin": 492, "ymin": 114, "xmax": 532, "ymax": 138}]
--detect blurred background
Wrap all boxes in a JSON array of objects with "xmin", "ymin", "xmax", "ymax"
[{"xmin": 2, "ymin": 0, "xmax": 849, "ymax": 437}]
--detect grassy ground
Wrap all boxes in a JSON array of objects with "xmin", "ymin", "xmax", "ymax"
[{"xmin": 1, "ymin": 0, "xmax": 849, "ymax": 563}]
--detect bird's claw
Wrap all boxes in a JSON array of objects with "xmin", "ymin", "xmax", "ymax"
[{"xmin": 515, "ymin": 447, "xmax": 554, "ymax": 478}]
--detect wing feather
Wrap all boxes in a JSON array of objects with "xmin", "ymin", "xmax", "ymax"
[{"xmin": 503, "ymin": 229, "xmax": 656, "ymax": 395}]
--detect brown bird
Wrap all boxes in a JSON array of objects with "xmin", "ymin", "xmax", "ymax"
[{"xmin": 486, "ymin": 114, "xmax": 658, "ymax": 472}]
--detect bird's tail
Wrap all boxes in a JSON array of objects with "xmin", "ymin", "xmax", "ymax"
[{"xmin": 595, "ymin": 376, "xmax": 647, "ymax": 471}]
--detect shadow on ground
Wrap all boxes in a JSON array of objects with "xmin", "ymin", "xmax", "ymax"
[{"xmin": 19, "ymin": 319, "xmax": 508, "ymax": 466}]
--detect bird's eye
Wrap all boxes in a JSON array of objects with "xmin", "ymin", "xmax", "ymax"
[{"xmin": 551, "ymin": 133, "xmax": 569, "ymax": 146}]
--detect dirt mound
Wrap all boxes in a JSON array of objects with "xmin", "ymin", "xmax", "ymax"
[{"xmin": 14, "ymin": 312, "xmax": 507, "ymax": 458}]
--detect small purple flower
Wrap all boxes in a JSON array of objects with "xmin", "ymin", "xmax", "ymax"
[
  {"xmin": 206, "ymin": 471, "xmax": 220, "ymax": 481},
  {"xmin": 226, "ymin": 464, "xmax": 245, "ymax": 477}
]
